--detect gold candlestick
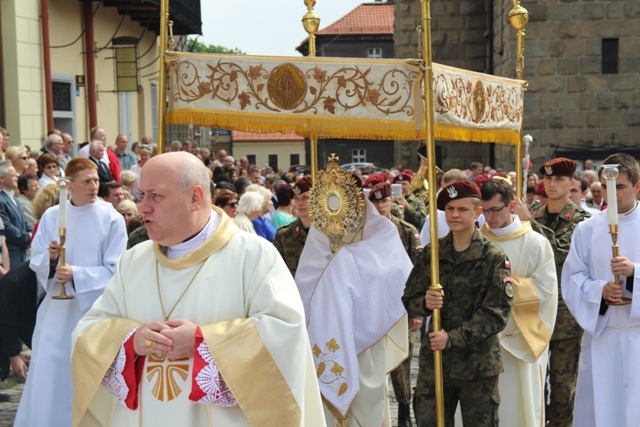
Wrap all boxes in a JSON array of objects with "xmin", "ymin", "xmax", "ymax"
[
  {"xmin": 608, "ymin": 224, "xmax": 631, "ymax": 306},
  {"xmin": 52, "ymin": 227, "xmax": 73, "ymax": 300}
]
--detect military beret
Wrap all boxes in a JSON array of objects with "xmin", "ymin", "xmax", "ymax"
[
  {"xmin": 437, "ymin": 180, "xmax": 481, "ymax": 211},
  {"xmin": 363, "ymin": 173, "xmax": 387, "ymax": 189},
  {"xmin": 535, "ymin": 180, "xmax": 547, "ymax": 197},
  {"xmin": 539, "ymin": 157, "xmax": 576, "ymax": 177},
  {"xmin": 393, "ymin": 170, "xmax": 414, "ymax": 183},
  {"xmin": 368, "ymin": 182, "xmax": 391, "ymax": 201},
  {"xmin": 292, "ymin": 177, "xmax": 312, "ymax": 195},
  {"xmin": 474, "ymin": 173, "xmax": 491, "ymax": 187}
]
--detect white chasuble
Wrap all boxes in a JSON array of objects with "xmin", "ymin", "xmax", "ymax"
[{"xmin": 71, "ymin": 209, "xmax": 325, "ymax": 427}]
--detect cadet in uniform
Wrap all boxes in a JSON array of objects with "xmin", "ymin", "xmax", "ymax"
[
  {"xmin": 403, "ymin": 180, "xmax": 513, "ymax": 427},
  {"xmin": 273, "ymin": 177, "xmax": 312, "ymax": 277},
  {"xmin": 515, "ymin": 157, "xmax": 590, "ymax": 427},
  {"xmin": 393, "ymin": 170, "xmax": 426, "ymax": 230},
  {"xmin": 369, "ymin": 182, "xmax": 421, "ymax": 426}
]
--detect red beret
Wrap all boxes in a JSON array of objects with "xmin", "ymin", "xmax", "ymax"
[
  {"xmin": 535, "ymin": 180, "xmax": 547, "ymax": 197},
  {"xmin": 539, "ymin": 157, "xmax": 576, "ymax": 177},
  {"xmin": 363, "ymin": 173, "xmax": 386, "ymax": 189},
  {"xmin": 292, "ymin": 177, "xmax": 312, "ymax": 195},
  {"xmin": 393, "ymin": 170, "xmax": 414, "ymax": 183},
  {"xmin": 437, "ymin": 181, "xmax": 481, "ymax": 211},
  {"xmin": 368, "ymin": 182, "xmax": 391, "ymax": 201},
  {"xmin": 474, "ymin": 174, "xmax": 490, "ymax": 187}
]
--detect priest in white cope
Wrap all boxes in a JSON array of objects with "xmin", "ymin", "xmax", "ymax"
[
  {"xmin": 15, "ymin": 158, "xmax": 127, "ymax": 427},
  {"xmin": 71, "ymin": 152, "xmax": 324, "ymax": 427},
  {"xmin": 295, "ymin": 164, "xmax": 411, "ymax": 427},
  {"xmin": 563, "ymin": 153, "xmax": 640, "ymax": 427},
  {"xmin": 479, "ymin": 178, "xmax": 557, "ymax": 427}
]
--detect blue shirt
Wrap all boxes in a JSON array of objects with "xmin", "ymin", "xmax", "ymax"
[{"xmin": 252, "ymin": 216, "xmax": 276, "ymax": 242}]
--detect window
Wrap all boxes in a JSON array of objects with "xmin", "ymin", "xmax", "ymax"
[
  {"xmin": 52, "ymin": 81, "xmax": 72, "ymax": 112},
  {"xmin": 602, "ymin": 38, "xmax": 619, "ymax": 75},
  {"xmin": 290, "ymin": 154, "xmax": 300, "ymax": 166},
  {"xmin": 268, "ymin": 154, "xmax": 278, "ymax": 171},
  {"xmin": 367, "ymin": 47, "xmax": 382, "ymax": 59},
  {"xmin": 247, "ymin": 154, "xmax": 256, "ymax": 166},
  {"xmin": 352, "ymin": 148, "xmax": 366, "ymax": 163}
]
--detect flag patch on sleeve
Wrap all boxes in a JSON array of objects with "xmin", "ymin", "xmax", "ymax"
[{"xmin": 504, "ymin": 259, "xmax": 511, "ymax": 269}]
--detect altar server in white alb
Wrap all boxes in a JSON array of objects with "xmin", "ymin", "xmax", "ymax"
[
  {"xmin": 479, "ymin": 178, "xmax": 557, "ymax": 427},
  {"xmin": 71, "ymin": 152, "xmax": 324, "ymax": 427},
  {"xmin": 15, "ymin": 158, "xmax": 127, "ymax": 427},
  {"xmin": 563, "ymin": 153, "xmax": 640, "ymax": 427}
]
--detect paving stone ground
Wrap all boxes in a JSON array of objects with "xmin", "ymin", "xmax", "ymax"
[{"xmin": 0, "ymin": 334, "xmax": 421, "ymax": 426}]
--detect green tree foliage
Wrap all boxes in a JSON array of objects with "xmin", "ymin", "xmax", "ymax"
[{"xmin": 188, "ymin": 38, "xmax": 245, "ymax": 55}]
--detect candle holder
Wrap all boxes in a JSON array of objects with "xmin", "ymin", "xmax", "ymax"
[
  {"xmin": 52, "ymin": 178, "xmax": 73, "ymax": 300},
  {"xmin": 603, "ymin": 165, "xmax": 631, "ymax": 306}
]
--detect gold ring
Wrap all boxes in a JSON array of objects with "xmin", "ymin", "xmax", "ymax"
[{"xmin": 145, "ymin": 339, "xmax": 152, "ymax": 348}]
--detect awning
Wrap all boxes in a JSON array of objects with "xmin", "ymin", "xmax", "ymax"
[{"xmin": 101, "ymin": 0, "xmax": 202, "ymax": 36}]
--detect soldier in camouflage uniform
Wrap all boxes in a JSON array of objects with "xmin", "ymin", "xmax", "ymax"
[
  {"xmin": 515, "ymin": 157, "xmax": 590, "ymax": 427},
  {"xmin": 403, "ymin": 180, "xmax": 513, "ymax": 427},
  {"xmin": 370, "ymin": 182, "xmax": 421, "ymax": 426},
  {"xmin": 273, "ymin": 177, "xmax": 312, "ymax": 277},
  {"xmin": 393, "ymin": 170, "xmax": 426, "ymax": 230}
]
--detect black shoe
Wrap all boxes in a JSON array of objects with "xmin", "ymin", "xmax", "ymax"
[{"xmin": 398, "ymin": 403, "xmax": 412, "ymax": 427}]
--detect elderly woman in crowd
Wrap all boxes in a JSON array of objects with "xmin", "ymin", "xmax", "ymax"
[
  {"xmin": 115, "ymin": 199, "xmax": 139, "ymax": 228},
  {"xmin": 213, "ymin": 189, "xmax": 239, "ymax": 218},
  {"xmin": 246, "ymin": 184, "xmax": 275, "ymax": 241},
  {"xmin": 130, "ymin": 145, "xmax": 151, "ymax": 199},
  {"xmin": 5, "ymin": 146, "xmax": 29, "ymax": 176},
  {"xmin": 36, "ymin": 153, "xmax": 59, "ymax": 189},
  {"xmin": 16, "ymin": 174, "xmax": 39, "ymax": 227},
  {"xmin": 233, "ymin": 191, "xmax": 265, "ymax": 234},
  {"xmin": 31, "ymin": 183, "xmax": 60, "ymax": 240}
]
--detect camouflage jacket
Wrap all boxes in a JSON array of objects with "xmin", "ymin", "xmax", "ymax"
[
  {"xmin": 530, "ymin": 200, "xmax": 591, "ymax": 340},
  {"xmin": 127, "ymin": 226, "xmax": 149, "ymax": 249},
  {"xmin": 393, "ymin": 193, "xmax": 426, "ymax": 231},
  {"xmin": 390, "ymin": 215, "xmax": 422, "ymax": 265},
  {"xmin": 402, "ymin": 229, "xmax": 513, "ymax": 380},
  {"xmin": 273, "ymin": 218, "xmax": 308, "ymax": 277}
]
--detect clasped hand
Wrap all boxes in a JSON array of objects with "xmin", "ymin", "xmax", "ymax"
[{"xmin": 134, "ymin": 319, "xmax": 198, "ymax": 359}]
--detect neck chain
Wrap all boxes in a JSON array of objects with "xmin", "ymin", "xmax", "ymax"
[{"xmin": 155, "ymin": 260, "xmax": 206, "ymax": 321}]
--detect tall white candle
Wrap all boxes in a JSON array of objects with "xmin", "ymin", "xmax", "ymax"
[
  {"xmin": 606, "ymin": 178, "xmax": 618, "ymax": 225},
  {"xmin": 59, "ymin": 186, "xmax": 67, "ymax": 229}
]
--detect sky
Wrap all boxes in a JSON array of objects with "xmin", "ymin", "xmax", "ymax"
[{"xmin": 200, "ymin": 0, "xmax": 367, "ymax": 57}]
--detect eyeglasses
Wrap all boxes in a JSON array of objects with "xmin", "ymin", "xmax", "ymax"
[
  {"xmin": 482, "ymin": 205, "xmax": 507, "ymax": 216},
  {"xmin": 225, "ymin": 202, "xmax": 238, "ymax": 208}
]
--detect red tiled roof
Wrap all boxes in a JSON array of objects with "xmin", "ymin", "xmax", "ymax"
[
  {"xmin": 232, "ymin": 131, "xmax": 304, "ymax": 142},
  {"xmin": 318, "ymin": 3, "xmax": 394, "ymax": 36}
]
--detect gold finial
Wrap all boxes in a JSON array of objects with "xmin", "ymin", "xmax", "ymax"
[
  {"xmin": 508, "ymin": 0, "xmax": 529, "ymax": 81},
  {"xmin": 328, "ymin": 153, "xmax": 340, "ymax": 163}
]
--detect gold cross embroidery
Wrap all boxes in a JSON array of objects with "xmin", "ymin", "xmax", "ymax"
[{"xmin": 146, "ymin": 354, "xmax": 190, "ymax": 402}]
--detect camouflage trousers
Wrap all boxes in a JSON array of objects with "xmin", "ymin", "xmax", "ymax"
[
  {"xmin": 413, "ymin": 375, "xmax": 499, "ymax": 427},
  {"xmin": 546, "ymin": 335, "xmax": 582, "ymax": 427},
  {"xmin": 391, "ymin": 329, "xmax": 414, "ymax": 405}
]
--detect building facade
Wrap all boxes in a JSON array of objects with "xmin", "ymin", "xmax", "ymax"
[
  {"xmin": 0, "ymin": 0, "xmax": 200, "ymax": 150},
  {"xmin": 395, "ymin": 0, "xmax": 640, "ymax": 172}
]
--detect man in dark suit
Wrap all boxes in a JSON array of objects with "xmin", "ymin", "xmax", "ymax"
[
  {"xmin": 0, "ymin": 160, "xmax": 32, "ymax": 267},
  {"xmin": 88, "ymin": 140, "xmax": 112, "ymax": 183},
  {"xmin": 0, "ymin": 261, "xmax": 38, "ymax": 381}
]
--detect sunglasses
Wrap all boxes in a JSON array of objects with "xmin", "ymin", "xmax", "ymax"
[{"xmin": 226, "ymin": 202, "xmax": 238, "ymax": 208}]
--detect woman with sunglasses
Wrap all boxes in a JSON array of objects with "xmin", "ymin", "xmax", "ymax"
[{"xmin": 214, "ymin": 189, "xmax": 239, "ymax": 218}]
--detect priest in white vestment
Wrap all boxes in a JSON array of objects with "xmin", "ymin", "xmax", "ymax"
[
  {"xmin": 15, "ymin": 158, "xmax": 128, "ymax": 427},
  {"xmin": 295, "ymin": 163, "xmax": 411, "ymax": 427},
  {"xmin": 563, "ymin": 153, "xmax": 640, "ymax": 427},
  {"xmin": 71, "ymin": 152, "xmax": 324, "ymax": 427},
  {"xmin": 479, "ymin": 178, "xmax": 557, "ymax": 427}
]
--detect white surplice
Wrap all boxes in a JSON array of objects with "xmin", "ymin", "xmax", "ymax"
[
  {"xmin": 563, "ymin": 205, "xmax": 640, "ymax": 427},
  {"xmin": 15, "ymin": 199, "xmax": 127, "ymax": 427},
  {"xmin": 481, "ymin": 217, "xmax": 557, "ymax": 427},
  {"xmin": 71, "ymin": 209, "xmax": 325, "ymax": 427}
]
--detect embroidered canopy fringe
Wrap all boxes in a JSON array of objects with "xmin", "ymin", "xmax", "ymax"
[{"xmin": 165, "ymin": 52, "xmax": 525, "ymax": 146}]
